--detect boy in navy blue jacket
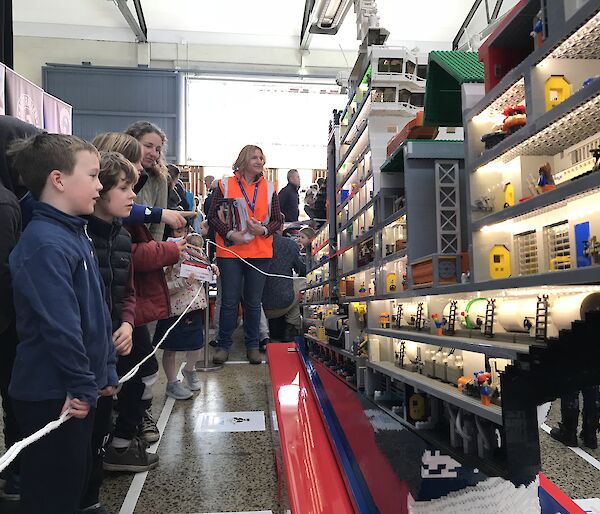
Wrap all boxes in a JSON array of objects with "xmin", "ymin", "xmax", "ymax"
[{"xmin": 7, "ymin": 133, "xmax": 118, "ymax": 514}]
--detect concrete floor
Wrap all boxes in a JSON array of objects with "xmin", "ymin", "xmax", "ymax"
[{"xmin": 1, "ymin": 327, "xmax": 600, "ymax": 513}]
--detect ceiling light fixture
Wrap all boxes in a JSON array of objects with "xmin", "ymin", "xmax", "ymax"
[{"xmin": 312, "ymin": 0, "xmax": 353, "ymax": 34}]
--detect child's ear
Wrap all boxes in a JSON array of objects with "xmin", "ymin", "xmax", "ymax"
[{"xmin": 48, "ymin": 170, "xmax": 65, "ymax": 192}]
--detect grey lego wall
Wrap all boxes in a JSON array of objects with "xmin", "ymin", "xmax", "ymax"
[{"xmin": 42, "ymin": 65, "xmax": 181, "ymax": 163}]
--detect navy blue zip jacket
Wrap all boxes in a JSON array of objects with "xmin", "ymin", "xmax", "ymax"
[{"xmin": 9, "ymin": 202, "xmax": 118, "ymax": 407}]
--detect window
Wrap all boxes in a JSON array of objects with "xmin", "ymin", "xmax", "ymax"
[
  {"xmin": 186, "ymin": 78, "xmax": 345, "ymax": 169},
  {"xmin": 417, "ymin": 64, "xmax": 428, "ymax": 79},
  {"xmin": 378, "ymin": 58, "xmax": 404, "ymax": 73},
  {"xmin": 398, "ymin": 89, "xmax": 411, "ymax": 103},
  {"xmin": 410, "ymin": 92, "xmax": 425, "ymax": 107},
  {"xmin": 514, "ymin": 230, "xmax": 538, "ymax": 275},
  {"xmin": 389, "ymin": 59, "xmax": 403, "ymax": 73},
  {"xmin": 543, "ymin": 221, "xmax": 571, "ymax": 271},
  {"xmin": 372, "ymin": 87, "xmax": 397, "ymax": 102},
  {"xmin": 405, "ymin": 61, "xmax": 416, "ymax": 76}
]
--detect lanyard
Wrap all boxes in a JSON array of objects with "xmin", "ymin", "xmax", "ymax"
[{"xmin": 237, "ymin": 178, "xmax": 259, "ymax": 214}]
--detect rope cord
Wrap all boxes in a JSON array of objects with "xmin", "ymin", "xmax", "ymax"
[
  {"xmin": 207, "ymin": 240, "xmax": 306, "ymax": 280},
  {"xmin": 0, "ymin": 239, "xmax": 307, "ymax": 472}
]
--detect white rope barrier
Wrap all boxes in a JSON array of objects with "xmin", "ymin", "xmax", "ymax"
[
  {"xmin": 0, "ymin": 412, "xmax": 72, "ymax": 473},
  {"xmin": 0, "ymin": 237, "xmax": 306, "ymax": 473},
  {"xmin": 0, "ymin": 286, "xmax": 205, "ymax": 474},
  {"xmin": 207, "ymin": 240, "xmax": 307, "ymax": 280}
]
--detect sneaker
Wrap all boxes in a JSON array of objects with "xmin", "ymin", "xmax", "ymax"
[
  {"xmin": 138, "ymin": 408, "xmax": 160, "ymax": 443},
  {"xmin": 208, "ymin": 339, "xmax": 218, "ymax": 347},
  {"xmin": 247, "ymin": 348, "xmax": 263, "ymax": 364},
  {"xmin": 213, "ymin": 348, "xmax": 229, "ymax": 364},
  {"xmin": 182, "ymin": 369, "xmax": 202, "ymax": 391},
  {"xmin": 166, "ymin": 380, "xmax": 193, "ymax": 400},
  {"xmin": 79, "ymin": 502, "xmax": 111, "ymax": 514},
  {"xmin": 103, "ymin": 437, "xmax": 159, "ymax": 473},
  {"xmin": 259, "ymin": 338, "xmax": 270, "ymax": 352}
]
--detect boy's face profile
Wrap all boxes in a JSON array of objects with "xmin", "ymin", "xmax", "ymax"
[
  {"xmin": 56, "ymin": 150, "xmax": 102, "ymax": 216},
  {"xmin": 95, "ymin": 171, "xmax": 136, "ymax": 220},
  {"xmin": 298, "ymin": 233, "xmax": 310, "ymax": 247}
]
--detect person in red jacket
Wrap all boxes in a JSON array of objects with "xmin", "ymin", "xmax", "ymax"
[{"xmin": 103, "ymin": 203, "xmax": 184, "ymax": 473}]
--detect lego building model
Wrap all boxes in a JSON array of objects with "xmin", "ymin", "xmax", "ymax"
[{"xmin": 301, "ymin": 1, "xmax": 600, "ymax": 509}]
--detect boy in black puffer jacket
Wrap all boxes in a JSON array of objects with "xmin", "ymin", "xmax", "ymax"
[{"xmin": 82, "ymin": 151, "xmax": 138, "ymax": 513}]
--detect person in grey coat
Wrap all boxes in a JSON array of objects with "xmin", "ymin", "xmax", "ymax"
[{"xmin": 262, "ymin": 230, "xmax": 306, "ymax": 340}]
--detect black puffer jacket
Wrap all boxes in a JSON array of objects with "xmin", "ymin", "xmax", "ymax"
[
  {"xmin": 0, "ymin": 184, "xmax": 20, "ymax": 333},
  {"xmin": 86, "ymin": 215, "xmax": 136, "ymax": 331}
]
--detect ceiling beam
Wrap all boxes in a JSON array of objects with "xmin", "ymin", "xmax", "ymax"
[
  {"xmin": 114, "ymin": 0, "xmax": 147, "ymax": 43},
  {"xmin": 452, "ymin": 0, "xmax": 484, "ymax": 50}
]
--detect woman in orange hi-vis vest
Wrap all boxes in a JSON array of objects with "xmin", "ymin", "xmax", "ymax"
[{"xmin": 207, "ymin": 145, "xmax": 283, "ymax": 364}]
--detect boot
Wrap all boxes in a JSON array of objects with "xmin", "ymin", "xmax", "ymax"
[
  {"xmin": 580, "ymin": 386, "xmax": 599, "ymax": 449},
  {"xmin": 281, "ymin": 323, "xmax": 299, "ymax": 342},
  {"xmin": 580, "ymin": 420, "xmax": 598, "ymax": 449},
  {"xmin": 550, "ymin": 409, "xmax": 578, "ymax": 447}
]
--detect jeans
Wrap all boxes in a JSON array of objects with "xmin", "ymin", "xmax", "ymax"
[
  {"xmin": 561, "ymin": 386, "xmax": 600, "ymax": 419},
  {"xmin": 217, "ymin": 257, "xmax": 270, "ymax": 350},
  {"xmin": 214, "ymin": 276, "xmax": 269, "ymax": 341}
]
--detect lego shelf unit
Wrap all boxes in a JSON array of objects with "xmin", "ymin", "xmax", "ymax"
[{"xmin": 302, "ymin": 0, "xmax": 600, "ymax": 487}]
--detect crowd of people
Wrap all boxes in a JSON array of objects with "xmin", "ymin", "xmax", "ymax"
[{"xmin": 0, "ymin": 114, "xmax": 313, "ymax": 514}]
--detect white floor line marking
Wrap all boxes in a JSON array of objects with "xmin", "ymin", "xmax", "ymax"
[
  {"xmin": 118, "ymin": 365, "xmax": 182, "ymax": 514},
  {"xmin": 541, "ymin": 423, "xmax": 600, "ymax": 471}
]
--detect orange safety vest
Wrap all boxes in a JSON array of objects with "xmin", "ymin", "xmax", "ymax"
[{"xmin": 215, "ymin": 173, "xmax": 274, "ymax": 259}]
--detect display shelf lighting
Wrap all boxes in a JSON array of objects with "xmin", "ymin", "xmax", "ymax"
[
  {"xmin": 479, "ymin": 187, "xmax": 600, "ymax": 235},
  {"xmin": 472, "ymin": 78, "xmax": 525, "ymax": 120},
  {"xmin": 545, "ymin": 11, "xmax": 600, "ymax": 61},
  {"xmin": 501, "ymin": 92, "xmax": 600, "ymax": 162}
]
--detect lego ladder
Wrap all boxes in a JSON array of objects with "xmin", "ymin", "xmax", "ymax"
[
  {"xmin": 484, "ymin": 299, "xmax": 495, "ymax": 338},
  {"xmin": 416, "ymin": 302, "xmax": 424, "ymax": 330},
  {"xmin": 447, "ymin": 300, "xmax": 458, "ymax": 335},
  {"xmin": 535, "ymin": 295, "xmax": 549, "ymax": 342},
  {"xmin": 395, "ymin": 304, "xmax": 403, "ymax": 329}
]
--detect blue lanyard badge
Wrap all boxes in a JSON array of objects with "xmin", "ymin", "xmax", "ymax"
[{"xmin": 237, "ymin": 179, "xmax": 259, "ymax": 214}]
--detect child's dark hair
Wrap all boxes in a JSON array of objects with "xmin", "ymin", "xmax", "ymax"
[
  {"xmin": 99, "ymin": 151, "xmax": 138, "ymax": 195},
  {"xmin": 7, "ymin": 132, "xmax": 99, "ymax": 200}
]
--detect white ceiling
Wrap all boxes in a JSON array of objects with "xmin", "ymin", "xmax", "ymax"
[{"xmin": 13, "ymin": 0, "xmax": 488, "ymax": 52}]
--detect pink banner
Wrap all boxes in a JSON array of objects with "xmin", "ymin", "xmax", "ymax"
[
  {"xmin": 0, "ymin": 64, "xmax": 5, "ymax": 115},
  {"xmin": 43, "ymin": 92, "xmax": 73, "ymax": 135},
  {"xmin": 5, "ymin": 67, "xmax": 44, "ymax": 128}
]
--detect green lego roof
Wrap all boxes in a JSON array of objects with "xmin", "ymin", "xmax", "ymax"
[{"xmin": 423, "ymin": 51, "xmax": 484, "ymax": 127}]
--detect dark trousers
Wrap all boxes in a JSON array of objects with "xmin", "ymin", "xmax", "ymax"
[
  {"xmin": 13, "ymin": 399, "xmax": 95, "ymax": 514},
  {"xmin": 561, "ymin": 386, "xmax": 600, "ymax": 423},
  {"xmin": 80, "ymin": 395, "xmax": 113, "ymax": 509},
  {"xmin": 0, "ymin": 320, "xmax": 20, "ymax": 474},
  {"xmin": 217, "ymin": 257, "xmax": 270, "ymax": 350},
  {"xmin": 113, "ymin": 325, "xmax": 158, "ymax": 440}
]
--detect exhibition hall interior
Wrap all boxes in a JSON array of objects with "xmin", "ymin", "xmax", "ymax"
[{"xmin": 1, "ymin": 0, "xmax": 600, "ymax": 513}]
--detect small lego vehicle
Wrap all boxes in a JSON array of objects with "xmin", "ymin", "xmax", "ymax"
[{"xmin": 502, "ymin": 104, "xmax": 526, "ymax": 134}]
